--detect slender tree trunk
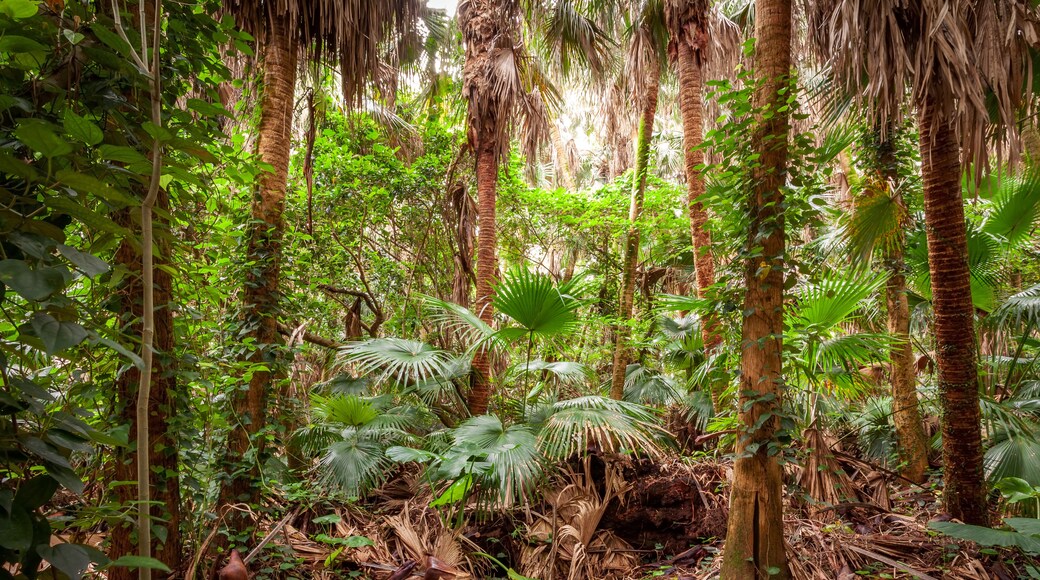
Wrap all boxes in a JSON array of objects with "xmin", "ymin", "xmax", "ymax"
[
  {"xmin": 460, "ymin": 0, "xmax": 514, "ymax": 415},
  {"xmin": 109, "ymin": 190, "xmax": 182, "ymax": 578},
  {"xmin": 917, "ymin": 99, "xmax": 988, "ymax": 525},
  {"xmin": 675, "ymin": 17, "xmax": 722, "ymax": 406},
  {"xmin": 610, "ymin": 62, "xmax": 661, "ymax": 400},
  {"xmin": 871, "ymin": 133, "xmax": 929, "ymax": 484},
  {"xmin": 549, "ymin": 119, "xmax": 577, "ymax": 191},
  {"xmin": 218, "ymin": 16, "xmax": 298, "ymax": 520},
  {"xmin": 469, "ymin": 141, "xmax": 499, "ymax": 415},
  {"xmin": 721, "ymin": 0, "xmax": 791, "ymax": 576}
]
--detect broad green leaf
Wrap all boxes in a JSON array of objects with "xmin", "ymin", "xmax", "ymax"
[
  {"xmin": 55, "ymin": 169, "xmax": 136, "ymax": 204},
  {"xmin": 14, "ymin": 474, "xmax": 58, "ymax": 511},
  {"xmin": 0, "ymin": 35, "xmax": 46, "ymax": 53},
  {"xmin": 430, "ymin": 474, "xmax": 473, "ymax": 507},
  {"xmin": 31, "ymin": 313, "xmax": 88, "ymax": 354},
  {"xmin": 104, "ymin": 556, "xmax": 172, "ymax": 573},
  {"xmin": 1008, "ymin": 518, "xmax": 1040, "ymax": 536},
  {"xmin": 58, "ymin": 245, "xmax": 110, "ymax": 277},
  {"xmin": 37, "ymin": 544, "xmax": 92, "ymax": 580},
  {"xmin": 14, "ymin": 120, "xmax": 73, "ymax": 158},
  {"xmin": 0, "ymin": 0, "xmax": 39, "ymax": 19},
  {"xmin": 930, "ymin": 521, "xmax": 1040, "ymax": 555},
  {"xmin": 0, "ymin": 260, "xmax": 64, "ymax": 301},
  {"xmin": 63, "ymin": 111, "xmax": 103, "ymax": 146},
  {"xmin": 0, "ymin": 507, "xmax": 32, "ymax": 552},
  {"xmin": 98, "ymin": 144, "xmax": 148, "ymax": 164}
]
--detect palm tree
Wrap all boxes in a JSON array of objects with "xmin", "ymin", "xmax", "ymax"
[
  {"xmin": 720, "ymin": 0, "xmax": 792, "ymax": 576},
  {"xmin": 844, "ymin": 127, "xmax": 930, "ymax": 483},
  {"xmin": 610, "ymin": 1, "xmax": 666, "ymax": 399},
  {"xmin": 812, "ymin": 0, "xmax": 1037, "ymax": 525},
  {"xmin": 460, "ymin": 0, "xmax": 612, "ymax": 413},
  {"xmin": 664, "ymin": 0, "xmax": 738, "ymax": 406},
  {"xmin": 218, "ymin": 0, "xmax": 421, "ymax": 519},
  {"xmin": 459, "ymin": 0, "xmax": 518, "ymax": 415}
]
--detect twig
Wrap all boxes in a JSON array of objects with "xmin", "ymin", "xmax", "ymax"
[
  {"xmin": 843, "ymin": 545, "xmax": 939, "ymax": 580},
  {"xmin": 244, "ymin": 508, "xmax": 300, "ymax": 563}
]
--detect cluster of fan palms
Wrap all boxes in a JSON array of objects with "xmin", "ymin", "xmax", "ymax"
[{"xmin": 291, "ymin": 268, "xmax": 671, "ymax": 508}]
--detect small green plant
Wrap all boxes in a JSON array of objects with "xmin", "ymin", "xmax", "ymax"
[{"xmin": 929, "ymin": 517, "xmax": 1040, "ymax": 555}]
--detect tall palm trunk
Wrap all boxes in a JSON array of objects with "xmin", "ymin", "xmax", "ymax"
[
  {"xmin": 871, "ymin": 133, "xmax": 929, "ymax": 484},
  {"xmin": 109, "ymin": 191, "xmax": 181, "ymax": 578},
  {"xmin": 917, "ymin": 98, "xmax": 988, "ymax": 525},
  {"xmin": 610, "ymin": 62, "xmax": 661, "ymax": 400},
  {"xmin": 219, "ymin": 16, "xmax": 298, "ymax": 515},
  {"xmin": 469, "ymin": 141, "xmax": 499, "ymax": 414},
  {"xmin": 721, "ymin": 0, "xmax": 791, "ymax": 577},
  {"xmin": 674, "ymin": 11, "xmax": 722, "ymax": 405},
  {"xmin": 460, "ymin": 0, "xmax": 513, "ymax": 415}
]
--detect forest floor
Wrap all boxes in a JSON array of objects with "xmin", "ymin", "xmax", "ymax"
[{"xmin": 235, "ymin": 449, "xmax": 1020, "ymax": 580}]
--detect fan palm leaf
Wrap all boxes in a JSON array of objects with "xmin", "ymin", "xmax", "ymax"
[
  {"xmin": 537, "ymin": 396, "xmax": 672, "ymax": 459},
  {"xmin": 338, "ymin": 338, "xmax": 455, "ymax": 386},
  {"xmin": 452, "ymin": 415, "xmax": 544, "ymax": 505},
  {"xmin": 493, "ymin": 268, "xmax": 583, "ymax": 339}
]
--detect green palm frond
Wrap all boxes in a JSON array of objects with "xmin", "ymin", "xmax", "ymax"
[
  {"xmin": 985, "ymin": 430, "xmax": 1040, "ymax": 486},
  {"xmin": 849, "ymin": 396, "xmax": 898, "ymax": 463},
  {"xmin": 338, "ymin": 337, "xmax": 455, "ymax": 386},
  {"xmin": 983, "ymin": 169, "xmax": 1040, "ymax": 248},
  {"xmin": 493, "ymin": 268, "xmax": 583, "ymax": 339},
  {"xmin": 657, "ymin": 314, "xmax": 700, "ymax": 342},
  {"xmin": 907, "ymin": 223, "xmax": 1004, "ymax": 313},
  {"xmin": 453, "ymin": 415, "xmax": 544, "ymax": 505},
  {"xmin": 537, "ymin": 396, "xmax": 672, "ymax": 459},
  {"xmin": 420, "ymin": 294, "xmax": 500, "ymax": 350},
  {"xmin": 795, "ymin": 272, "xmax": 885, "ymax": 328},
  {"xmin": 656, "ymin": 293, "xmax": 711, "ymax": 314},
  {"xmin": 509, "ymin": 359, "xmax": 593, "ymax": 387},
  {"xmin": 843, "ymin": 184, "xmax": 908, "ymax": 262},
  {"xmin": 814, "ymin": 333, "xmax": 892, "ymax": 375},
  {"xmin": 623, "ymin": 364, "xmax": 683, "ymax": 405},
  {"xmin": 322, "ymin": 429, "xmax": 396, "ymax": 497},
  {"xmin": 991, "ymin": 284, "xmax": 1040, "ymax": 329}
]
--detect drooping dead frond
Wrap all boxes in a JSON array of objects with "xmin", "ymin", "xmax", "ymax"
[
  {"xmin": 223, "ymin": 0, "xmax": 421, "ymax": 106},
  {"xmin": 809, "ymin": 0, "xmax": 1040, "ymax": 171}
]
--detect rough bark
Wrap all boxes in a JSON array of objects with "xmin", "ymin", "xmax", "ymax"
[
  {"xmin": 917, "ymin": 99, "xmax": 988, "ymax": 525},
  {"xmin": 218, "ymin": 15, "xmax": 298, "ymax": 521},
  {"xmin": 872, "ymin": 134, "xmax": 929, "ymax": 484},
  {"xmin": 610, "ymin": 61, "xmax": 661, "ymax": 400},
  {"xmin": 108, "ymin": 191, "xmax": 182, "ymax": 578},
  {"xmin": 460, "ymin": 0, "xmax": 515, "ymax": 415},
  {"xmin": 674, "ymin": 11, "xmax": 722, "ymax": 406},
  {"xmin": 469, "ymin": 142, "xmax": 499, "ymax": 415},
  {"xmin": 721, "ymin": 0, "xmax": 792, "ymax": 576}
]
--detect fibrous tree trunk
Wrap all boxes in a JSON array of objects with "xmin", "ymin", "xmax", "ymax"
[
  {"xmin": 672, "ymin": 0, "xmax": 722, "ymax": 406},
  {"xmin": 469, "ymin": 142, "xmax": 499, "ymax": 414},
  {"xmin": 218, "ymin": 15, "xmax": 298, "ymax": 521},
  {"xmin": 460, "ymin": 0, "xmax": 515, "ymax": 415},
  {"xmin": 109, "ymin": 190, "xmax": 182, "ymax": 578},
  {"xmin": 720, "ymin": 0, "xmax": 791, "ymax": 576},
  {"xmin": 917, "ymin": 98, "xmax": 988, "ymax": 525},
  {"xmin": 609, "ymin": 61, "xmax": 660, "ymax": 400},
  {"xmin": 871, "ymin": 131, "xmax": 929, "ymax": 484}
]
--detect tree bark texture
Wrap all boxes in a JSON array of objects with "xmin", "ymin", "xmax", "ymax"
[
  {"xmin": 218, "ymin": 15, "xmax": 298, "ymax": 519},
  {"xmin": 917, "ymin": 98, "xmax": 988, "ymax": 525},
  {"xmin": 673, "ymin": 5, "xmax": 722, "ymax": 406},
  {"xmin": 872, "ymin": 133, "xmax": 929, "ymax": 484},
  {"xmin": 108, "ymin": 191, "xmax": 182, "ymax": 578},
  {"xmin": 469, "ymin": 142, "xmax": 499, "ymax": 414},
  {"xmin": 610, "ymin": 61, "xmax": 661, "ymax": 400},
  {"xmin": 460, "ymin": 0, "xmax": 515, "ymax": 414},
  {"xmin": 721, "ymin": 0, "xmax": 792, "ymax": 576}
]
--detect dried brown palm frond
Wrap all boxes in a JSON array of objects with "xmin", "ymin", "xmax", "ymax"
[
  {"xmin": 519, "ymin": 459, "xmax": 637, "ymax": 580},
  {"xmin": 385, "ymin": 502, "xmax": 480, "ymax": 578},
  {"xmin": 222, "ymin": 0, "xmax": 421, "ymax": 106},
  {"xmin": 808, "ymin": 0, "xmax": 1039, "ymax": 170}
]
